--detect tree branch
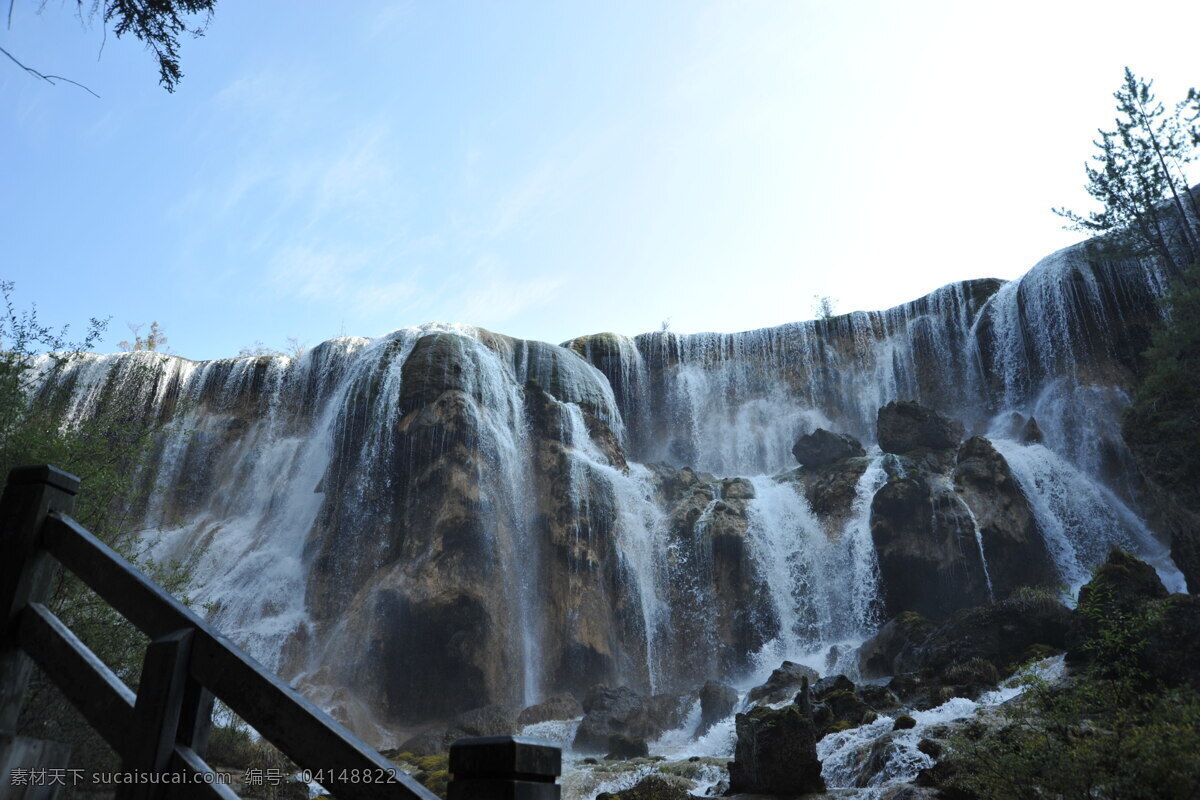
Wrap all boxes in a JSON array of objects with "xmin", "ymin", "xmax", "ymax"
[{"xmin": 0, "ymin": 44, "xmax": 100, "ymax": 97}]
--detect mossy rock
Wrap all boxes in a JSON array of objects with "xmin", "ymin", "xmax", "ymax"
[
  {"xmin": 392, "ymin": 752, "xmax": 450, "ymax": 798},
  {"xmin": 893, "ymin": 714, "xmax": 917, "ymax": 730},
  {"xmin": 595, "ymin": 775, "xmax": 693, "ymax": 800}
]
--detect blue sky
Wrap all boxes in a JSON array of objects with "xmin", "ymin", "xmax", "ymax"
[{"xmin": 3, "ymin": 1, "xmax": 1199, "ymax": 361}]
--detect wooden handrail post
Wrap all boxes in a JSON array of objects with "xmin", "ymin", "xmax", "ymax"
[
  {"xmin": 118, "ymin": 628, "xmax": 197, "ymax": 800},
  {"xmin": 0, "ymin": 465, "xmax": 80, "ymax": 734},
  {"xmin": 447, "ymin": 736, "xmax": 561, "ymax": 800}
]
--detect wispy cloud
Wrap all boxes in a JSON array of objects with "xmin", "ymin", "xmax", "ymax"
[{"xmin": 454, "ymin": 256, "xmax": 563, "ymax": 328}]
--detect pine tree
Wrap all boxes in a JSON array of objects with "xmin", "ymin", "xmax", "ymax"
[{"xmin": 1055, "ymin": 68, "xmax": 1200, "ymax": 273}]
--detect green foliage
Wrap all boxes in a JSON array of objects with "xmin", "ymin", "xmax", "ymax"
[
  {"xmin": 100, "ymin": 0, "xmax": 217, "ymax": 91},
  {"xmin": 944, "ymin": 576, "xmax": 1200, "ymax": 799},
  {"xmin": 1054, "ymin": 68, "xmax": 1200, "ymax": 271},
  {"xmin": 1, "ymin": 282, "xmax": 194, "ymax": 792},
  {"xmin": 1123, "ymin": 260, "xmax": 1200, "ymax": 511},
  {"xmin": 207, "ymin": 722, "xmax": 259, "ymax": 770}
]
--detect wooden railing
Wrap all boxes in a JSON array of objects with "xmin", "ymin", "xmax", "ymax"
[{"xmin": 0, "ymin": 465, "xmax": 561, "ymax": 800}]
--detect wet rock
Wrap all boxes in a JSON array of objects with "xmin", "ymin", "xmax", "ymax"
[
  {"xmin": 695, "ymin": 680, "xmax": 738, "ymax": 737},
  {"xmin": 720, "ymin": 476, "xmax": 756, "ymax": 500},
  {"xmin": 942, "ymin": 657, "xmax": 1000, "ymax": 689},
  {"xmin": 748, "ymin": 660, "xmax": 821, "ymax": 704},
  {"xmin": 1020, "ymin": 416, "xmax": 1044, "ymax": 444},
  {"xmin": 789, "ymin": 456, "xmax": 872, "ymax": 534},
  {"xmin": 812, "ymin": 674, "xmax": 856, "ymax": 700},
  {"xmin": 445, "ymin": 704, "xmax": 518, "ymax": 740},
  {"xmin": 857, "ymin": 683, "xmax": 902, "ymax": 711},
  {"xmin": 953, "ymin": 436, "xmax": 1058, "ymax": 598},
  {"xmin": 901, "ymin": 593, "xmax": 1072, "ymax": 679},
  {"xmin": 517, "ymin": 692, "xmax": 583, "ymax": 725},
  {"xmin": 893, "ymin": 714, "xmax": 917, "ymax": 730},
  {"xmin": 870, "ymin": 471, "xmax": 991, "ymax": 620},
  {"xmin": 916, "ymin": 738, "xmax": 942, "ymax": 758},
  {"xmin": 877, "ymin": 401, "xmax": 964, "ymax": 454},
  {"xmin": 858, "ymin": 613, "xmax": 938, "ymax": 678},
  {"xmin": 728, "ymin": 704, "xmax": 825, "ymax": 795},
  {"xmin": 604, "ymin": 734, "xmax": 649, "ymax": 760},
  {"xmin": 1067, "ymin": 551, "xmax": 1200, "ymax": 689},
  {"xmin": 812, "ymin": 689, "xmax": 877, "ymax": 737},
  {"xmin": 793, "ymin": 428, "xmax": 866, "ymax": 468},
  {"xmin": 643, "ymin": 464, "xmax": 777, "ymax": 683},
  {"xmin": 398, "ymin": 729, "xmax": 448, "ymax": 757},
  {"xmin": 595, "ymin": 775, "xmax": 692, "ymax": 800},
  {"xmin": 573, "ymin": 687, "xmax": 691, "ymax": 753}
]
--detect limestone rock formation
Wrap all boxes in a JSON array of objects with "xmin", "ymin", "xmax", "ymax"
[
  {"xmin": 858, "ymin": 613, "xmax": 939, "ymax": 679},
  {"xmin": 952, "ymin": 436, "xmax": 1057, "ymax": 597},
  {"xmin": 747, "ymin": 660, "xmax": 821, "ymax": 704},
  {"xmin": 695, "ymin": 680, "xmax": 738, "ymax": 738},
  {"xmin": 877, "ymin": 401, "xmax": 965, "ymax": 455},
  {"xmin": 869, "ymin": 461, "xmax": 991, "ymax": 620},
  {"xmin": 572, "ymin": 686, "xmax": 692, "ymax": 753},
  {"xmin": 517, "ymin": 692, "xmax": 583, "ymax": 725},
  {"xmin": 793, "ymin": 428, "xmax": 866, "ymax": 468},
  {"xmin": 728, "ymin": 704, "xmax": 825, "ymax": 795}
]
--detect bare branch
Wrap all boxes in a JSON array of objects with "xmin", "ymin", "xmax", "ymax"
[{"xmin": 0, "ymin": 44, "xmax": 100, "ymax": 97}]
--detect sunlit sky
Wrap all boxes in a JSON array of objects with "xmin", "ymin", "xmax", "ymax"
[{"xmin": 3, "ymin": 1, "xmax": 1199, "ymax": 361}]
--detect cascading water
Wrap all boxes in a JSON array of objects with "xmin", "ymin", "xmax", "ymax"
[
  {"xmin": 744, "ymin": 457, "xmax": 887, "ymax": 675},
  {"xmin": 991, "ymin": 438, "xmax": 1186, "ymax": 594}
]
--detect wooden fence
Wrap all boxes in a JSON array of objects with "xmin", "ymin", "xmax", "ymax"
[{"xmin": 0, "ymin": 465, "xmax": 561, "ymax": 800}]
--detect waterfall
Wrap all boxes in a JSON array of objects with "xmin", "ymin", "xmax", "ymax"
[
  {"xmin": 745, "ymin": 457, "xmax": 887, "ymax": 671},
  {"xmin": 28, "ymin": 234, "xmax": 1192, "ymax": 737},
  {"xmin": 992, "ymin": 439, "xmax": 1185, "ymax": 594}
]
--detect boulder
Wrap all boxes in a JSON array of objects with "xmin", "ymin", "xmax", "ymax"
[
  {"xmin": 694, "ymin": 680, "xmax": 738, "ymax": 737},
  {"xmin": 877, "ymin": 401, "xmax": 964, "ymax": 454},
  {"xmin": 517, "ymin": 693, "xmax": 583, "ymax": 725},
  {"xmin": 1067, "ymin": 550, "xmax": 1200, "ymax": 689},
  {"xmin": 728, "ymin": 704, "xmax": 825, "ymax": 795},
  {"xmin": 1020, "ymin": 416, "xmax": 1044, "ymax": 444},
  {"xmin": 397, "ymin": 729, "xmax": 447, "ymax": 757},
  {"xmin": 572, "ymin": 687, "xmax": 691, "ymax": 753},
  {"xmin": 604, "ymin": 734, "xmax": 649, "ymax": 760},
  {"xmin": 812, "ymin": 674, "xmax": 856, "ymax": 700},
  {"xmin": 595, "ymin": 775, "xmax": 693, "ymax": 800},
  {"xmin": 793, "ymin": 428, "xmax": 866, "ymax": 468},
  {"xmin": 858, "ymin": 613, "xmax": 938, "ymax": 679},
  {"xmin": 812, "ymin": 688, "xmax": 877, "ymax": 738},
  {"xmin": 789, "ymin": 456, "xmax": 872, "ymax": 534},
  {"xmin": 899, "ymin": 593, "xmax": 1072, "ymax": 679},
  {"xmin": 747, "ymin": 661, "xmax": 821, "ymax": 704},
  {"xmin": 445, "ymin": 704, "xmax": 517, "ymax": 740}
]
